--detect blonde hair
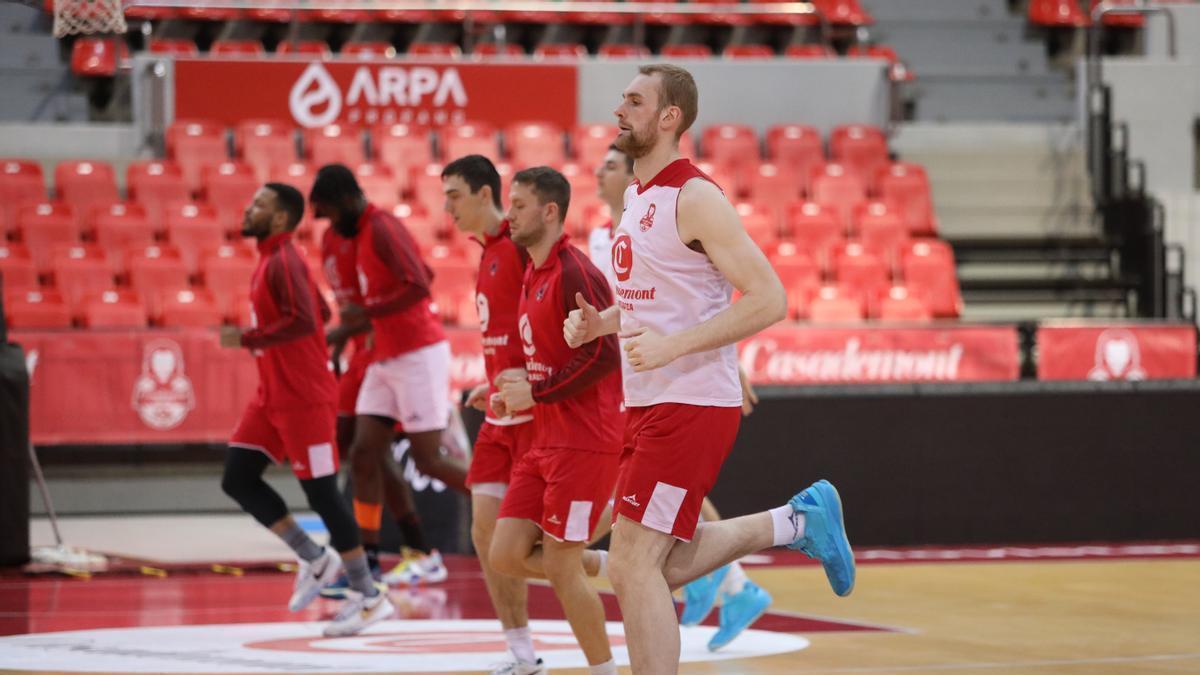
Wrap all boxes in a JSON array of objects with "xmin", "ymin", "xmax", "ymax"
[{"xmin": 638, "ymin": 64, "xmax": 698, "ymax": 139}]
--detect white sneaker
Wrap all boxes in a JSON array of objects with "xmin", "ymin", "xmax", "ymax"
[
  {"xmin": 383, "ymin": 548, "xmax": 449, "ymax": 585},
  {"xmin": 288, "ymin": 547, "xmax": 342, "ymax": 612},
  {"xmin": 489, "ymin": 657, "xmax": 547, "ymax": 674},
  {"xmin": 322, "ymin": 589, "xmax": 395, "ymax": 637}
]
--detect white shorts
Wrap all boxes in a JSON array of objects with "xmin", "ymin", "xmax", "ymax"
[{"xmin": 355, "ymin": 340, "xmax": 451, "ymax": 433}]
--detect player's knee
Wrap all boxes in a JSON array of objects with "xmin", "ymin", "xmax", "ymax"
[
  {"xmin": 541, "ymin": 549, "xmax": 581, "ymax": 588},
  {"xmin": 606, "ymin": 544, "xmax": 639, "ymax": 592},
  {"xmin": 220, "ymin": 466, "xmax": 253, "ymax": 503},
  {"xmin": 487, "ymin": 538, "xmax": 525, "ymax": 578}
]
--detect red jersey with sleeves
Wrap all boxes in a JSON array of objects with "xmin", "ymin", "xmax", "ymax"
[
  {"xmin": 518, "ymin": 234, "xmax": 622, "ymax": 453},
  {"xmin": 475, "ymin": 220, "xmax": 532, "ymax": 425},
  {"xmin": 319, "ymin": 226, "xmax": 369, "ymax": 354},
  {"xmin": 240, "ymin": 231, "xmax": 337, "ymax": 408},
  {"xmin": 353, "ymin": 203, "xmax": 446, "ymax": 361}
]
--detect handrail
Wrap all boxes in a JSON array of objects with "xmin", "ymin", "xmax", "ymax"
[{"xmin": 1086, "ymin": 2, "xmax": 1177, "ymax": 95}]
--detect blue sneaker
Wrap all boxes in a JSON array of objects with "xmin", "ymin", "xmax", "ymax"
[
  {"xmin": 707, "ymin": 580, "xmax": 773, "ymax": 651},
  {"xmin": 788, "ymin": 479, "xmax": 855, "ymax": 597},
  {"xmin": 679, "ymin": 565, "xmax": 729, "ymax": 626}
]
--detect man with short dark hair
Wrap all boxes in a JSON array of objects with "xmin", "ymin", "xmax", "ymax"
[{"xmin": 219, "ymin": 183, "xmax": 394, "ymax": 638}]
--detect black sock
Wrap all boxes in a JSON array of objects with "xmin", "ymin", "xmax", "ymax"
[
  {"xmin": 364, "ymin": 543, "xmax": 380, "ymax": 572},
  {"xmin": 397, "ymin": 513, "xmax": 429, "ymax": 554}
]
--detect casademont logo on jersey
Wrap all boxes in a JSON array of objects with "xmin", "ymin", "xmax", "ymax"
[
  {"xmin": 289, "ymin": 62, "xmax": 469, "ymax": 128},
  {"xmin": 611, "ymin": 234, "xmax": 655, "ymax": 311}
]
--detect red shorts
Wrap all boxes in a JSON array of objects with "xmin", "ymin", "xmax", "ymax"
[
  {"xmin": 467, "ymin": 421, "xmax": 535, "ymax": 490},
  {"xmin": 612, "ymin": 404, "xmax": 741, "ymax": 541},
  {"xmin": 230, "ymin": 402, "xmax": 339, "ymax": 481},
  {"xmin": 499, "ymin": 447, "xmax": 620, "ymax": 542},
  {"xmin": 336, "ymin": 348, "xmax": 373, "ymax": 417}
]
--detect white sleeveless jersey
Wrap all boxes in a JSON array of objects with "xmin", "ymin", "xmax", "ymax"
[
  {"xmin": 611, "ymin": 159, "xmax": 742, "ymax": 408},
  {"xmin": 588, "ymin": 222, "xmax": 616, "ymax": 289}
]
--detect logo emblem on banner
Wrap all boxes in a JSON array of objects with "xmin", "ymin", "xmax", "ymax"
[
  {"xmin": 612, "ymin": 234, "xmax": 633, "ymax": 282},
  {"xmin": 289, "ymin": 63, "xmax": 342, "ymax": 128},
  {"xmin": 131, "ymin": 339, "xmax": 196, "ymax": 430},
  {"xmin": 1087, "ymin": 328, "xmax": 1147, "ymax": 381}
]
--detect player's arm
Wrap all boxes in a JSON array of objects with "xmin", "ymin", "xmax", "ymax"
[
  {"xmin": 532, "ymin": 257, "xmax": 620, "ymax": 403},
  {"xmin": 357, "ymin": 219, "xmax": 431, "ymax": 319},
  {"xmin": 239, "ymin": 251, "xmax": 321, "ymax": 349},
  {"xmin": 563, "ymin": 296, "xmax": 621, "ymax": 348},
  {"xmin": 623, "ymin": 179, "xmax": 786, "ymax": 372}
]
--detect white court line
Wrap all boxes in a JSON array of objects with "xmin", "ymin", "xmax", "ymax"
[{"xmin": 798, "ymin": 652, "xmax": 1200, "ymax": 673}]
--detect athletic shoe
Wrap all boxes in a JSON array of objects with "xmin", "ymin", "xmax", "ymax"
[
  {"xmin": 383, "ymin": 548, "xmax": 449, "ymax": 585},
  {"xmin": 706, "ymin": 581, "xmax": 773, "ymax": 651},
  {"xmin": 322, "ymin": 589, "xmax": 395, "ymax": 637},
  {"xmin": 787, "ymin": 479, "xmax": 856, "ymax": 597},
  {"xmin": 288, "ymin": 546, "xmax": 342, "ymax": 612},
  {"xmin": 319, "ymin": 559, "xmax": 383, "ymax": 599},
  {"xmin": 489, "ymin": 657, "xmax": 548, "ymax": 674},
  {"xmin": 679, "ymin": 564, "xmax": 730, "ymax": 626}
]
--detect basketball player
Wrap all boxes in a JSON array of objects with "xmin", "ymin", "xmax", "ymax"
[
  {"xmin": 592, "ymin": 143, "xmax": 773, "ymax": 651},
  {"xmin": 564, "ymin": 65, "xmax": 856, "ymax": 671},
  {"xmin": 442, "ymin": 154, "xmax": 546, "ymax": 674},
  {"xmin": 218, "ymin": 183, "xmax": 393, "ymax": 637},
  {"xmin": 308, "ymin": 164, "xmax": 463, "ymax": 587},
  {"xmin": 488, "ymin": 167, "xmax": 622, "ymax": 675}
]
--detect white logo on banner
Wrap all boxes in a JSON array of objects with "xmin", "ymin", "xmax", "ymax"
[
  {"xmin": 24, "ymin": 348, "xmax": 38, "ymax": 383},
  {"xmin": 289, "ymin": 62, "xmax": 342, "ymax": 128},
  {"xmin": 1088, "ymin": 328, "xmax": 1147, "ymax": 381},
  {"xmin": 0, "ymin": 620, "xmax": 809, "ymax": 672},
  {"xmin": 131, "ymin": 339, "xmax": 195, "ymax": 430}
]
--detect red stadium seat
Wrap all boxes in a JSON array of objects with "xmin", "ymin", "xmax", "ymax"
[
  {"xmin": 159, "ymin": 287, "xmax": 222, "ymax": 327},
  {"xmin": 880, "ymin": 162, "xmax": 937, "ymax": 236},
  {"xmin": 750, "ymin": 0, "xmax": 822, "ymax": 25},
  {"xmin": 17, "ymin": 202, "xmax": 79, "ymax": 272},
  {"xmin": 163, "ymin": 202, "xmax": 224, "ymax": 272},
  {"xmin": 343, "ymin": 41, "xmax": 397, "ymax": 58},
  {"xmin": 1028, "ymin": 0, "xmax": 1090, "ymax": 27},
  {"xmin": 90, "ymin": 202, "xmax": 155, "ymax": 265},
  {"xmin": 237, "ymin": 119, "xmax": 299, "ymax": 183},
  {"xmin": 472, "ymin": 42, "xmax": 525, "ymax": 58},
  {"xmin": 534, "ymin": 43, "xmax": 587, "ymax": 59},
  {"xmin": 811, "ymin": 163, "xmax": 867, "ymax": 230},
  {"xmin": 370, "ymin": 124, "xmax": 430, "ymax": 197},
  {"xmin": 409, "ymin": 163, "xmax": 447, "ymax": 219},
  {"xmin": 276, "ymin": 40, "xmax": 332, "ymax": 57},
  {"xmin": 203, "ymin": 161, "xmax": 259, "ymax": 233},
  {"xmin": 597, "ymin": 44, "xmax": 651, "ymax": 59},
  {"xmin": 505, "ymin": 122, "xmax": 566, "ymax": 167},
  {"xmin": 830, "ymin": 124, "xmax": 889, "ymax": 193},
  {"xmin": 124, "ymin": 3, "xmax": 176, "ymax": 21},
  {"xmin": 81, "ymin": 289, "xmax": 147, "ymax": 328},
  {"xmin": 702, "ymin": 124, "xmax": 760, "ymax": 192},
  {"xmin": 572, "ymin": 124, "xmax": 620, "ymax": 166},
  {"xmin": 747, "ymin": 162, "xmax": 803, "ymax": 223},
  {"xmin": 54, "ymin": 160, "xmax": 118, "ymax": 216},
  {"xmin": 0, "ymin": 243, "xmax": 37, "ymax": 293},
  {"xmin": 179, "ymin": 4, "xmax": 241, "ymax": 21},
  {"xmin": 0, "ymin": 159, "xmax": 46, "ymax": 225},
  {"xmin": 559, "ymin": 162, "xmax": 599, "ymax": 237},
  {"xmin": 440, "ymin": 122, "xmax": 498, "ymax": 162},
  {"xmin": 306, "ymin": 1, "xmax": 371, "ymax": 23},
  {"xmin": 126, "ymin": 160, "xmax": 189, "ymax": 229},
  {"xmin": 71, "ymin": 37, "xmax": 128, "ymax": 77},
  {"xmin": 4, "ymin": 288, "xmax": 72, "ymax": 329},
  {"xmin": 809, "ymin": 285, "xmax": 865, "ymax": 323},
  {"xmin": 784, "ymin": 44, "xmax": 837, "ymax": 59},
  {"xmin": 661, "ymin": 44, "xmax": 713, "ymax": 58},
  {"xmin": 770, "ymin": 242, "xmax": 821, "ymax": 318},
  {"xmin": 692, "ymin": 160, "xmax": 737, "ymax": 196},
  {"xmin": 735, "ymin": 202, "xmax": 779, "ymax": 248},
  {"xmin": 902, "ymin": 240, "xmax": 961, "ymax": 318},
  {"xmin": 147, "ymin": 38, "xmax": 199, "ymax": 56},
  {"xmin": 267, "ymin": 162, "xmax": 315, "ymax": 205},
  {"xmin": 853, "ymin": 201, "xmax": 908, "ymax": 261},
  {"xmin": 766, "ymin": 124, "xmax": 824, "ymax": 192},
  {"xmin": 304, "ymin": 124, "xmax": 365, "ymax": 167},
  {"xmin": 833, "ymin": 241, "xmax": 890, "ymax": 300},
  {"xmin": 1092, "ymin": 0, "xmax": 1144, "ymax": 28},
  {"xmin": 810, "ymin": 0, "xmax": 873, "ymax": 26},
  {"xmin": 355, "ymin": 163, "xmax": 400, "ymax": 210},
  {"xmin": 429, "ymin": 258, "xmax": 476, "ymax": 324},
  {"xmin": 623, "ymin": 0, "xmax": 682, "ymax": 25},
  {"xmin": 786, "ymin": 201, "xmax": 843, "ymax": 265},
  {"xmin": 50, "ymin": 244, "xmax": 113, "ymax": 309},
  {"xmin": 849, "ymin": 45, "xmax": 914, "ymax": 82},
  {"xmin": 128, "ymin": 244, "xmax": 189, "ymax": 316},
  {"xmin": 211, "ymin": 39, "xmax": 266, "ymax": 56},
  {"xmin": 724, "ymin": 44, "xmax": 775, "ymax": 59},
  {"xmin": 167, "ymin": 120, "xmax": 230, "ymax": 192},
  {"xmin": 408, "ymin": 42, "xmax": 462, "ymax": 58},
  {"xmin": 877, "ymin": 285, "xmax": 932, "ymax": 322},
  {"xmin": 201, "ymin": 245, "xmax": 257, "ymax": 318}
]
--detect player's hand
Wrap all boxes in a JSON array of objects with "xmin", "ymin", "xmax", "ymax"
[
  {"xmin": 620, "ymin": 327, "xmax": 679, "ymax": 372},
  {"xmin": 326, "ymin": 326, "xmax": 349, "ymax": 374},
  {"xmin": 489, "ymin": 392, "xmax": 509, "ymax": 418},
  {"xmin": 494, "ymin": 367, "xmax": 527, "ymax": 389},
  {"xmin": 564, "ymin": 292, "xmax": 602, "ymax": 348},
  {"xmin": 738, "ymin": 364, "xmax": 759, "ymax": 416},
  {"xmin": 499, "ymin": 377, "xmax": 535, "ymax": 413},
  {"xmin": 465, "ymin": 383, "xmax": 489, "ymax": 412},
  {"xmin": 219, "ymin": 326, "xmax": 243, "ymax": 349}
]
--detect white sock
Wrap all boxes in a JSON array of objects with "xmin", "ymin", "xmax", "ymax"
[
  {"xmin": 589, "ymin": 659, "xmax": 618, "ymax": 675},
  {"xmin": 594, "ymin": 550, "xmax": 608, "ymax": 578},
  {"xmin": 717, "ymin": 561, "xmax": 749, "ymax": 598},
  {"xmin": 504, "ymin": 626, "xmax": 536, "ymax": 664},
  {"xmin": 770, "ymin": 504, "xmax": 805, "ymax": 547}
]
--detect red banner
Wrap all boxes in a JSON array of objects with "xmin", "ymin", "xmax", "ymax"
[
  {"xmin": 1036, "ymin": 324, "xmax": 1196, "ymax": 381},
  {"xmin": 173, "ymin": 58, "xmax": 578, "ymax": 129},
  {"xmin": 737, "ymin": 325, "xmax": 1020, "ymax": 385}
]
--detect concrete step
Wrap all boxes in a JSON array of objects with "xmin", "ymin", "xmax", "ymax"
[
  {"xmin": 872, "ymin": 21, "xmax": 1051, "ymax": 76},
  {"xmin": 0, "ymin": 33, "xmax": 64, "ymax": 68},
  {"xmin": 937, "ymin": 205, "xmax": 1096, "ymax": 238},
  {"xmin": 960, "ymin": 298, "xmax": 1130, "ymax": 321},
  {"xmin": 0, "ymin": 68, "xmax": 89, "ymax": 122},
  {"xmin": 859, "ymin": 0, "xmax": 1015, "ymax": 23},
  {"xmin": 931, "ymin": 179, "xmax": 1090, "ymax": 210},
  {"xmin": 956, "ymin": 260, "xmax": 1115, "ymax": 282},
  {"xmin": 912, "ymin": 73, "xmax": 1077, "ymax": 123}
]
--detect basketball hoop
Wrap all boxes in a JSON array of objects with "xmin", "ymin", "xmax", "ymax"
[{"xmin": 52, "ymin": 0, "xmax": 127, "ymax": 38}]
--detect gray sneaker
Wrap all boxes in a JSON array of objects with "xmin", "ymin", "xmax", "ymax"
[{"xmin": 288, "ymin": 546, "xmax": 342, "ymax": 612}]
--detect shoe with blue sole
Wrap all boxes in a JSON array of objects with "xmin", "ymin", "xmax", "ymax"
[
  {"xmin": 788, "ymin": 479, "xmax": 855, "ymax": 597},
  {"xmin": 707, "ymin": 580, "xmax": 773, "ymax": 651},
  {"xmin": 679, "ymin": 564, "xmax": 729, "ymax": 626},
  {"xmin": 318, "ymin": 561, "xmax": 384, "ymax": 599}
]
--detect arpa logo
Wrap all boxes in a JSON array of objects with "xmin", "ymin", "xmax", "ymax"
[
  {"xmin": 288, "ymin": 62, "xmax": 470, "ymax": 128},
  {"xmin": 612, "ymin": 234, "xmax": 633, "ymax": 282},
  {"xmin": 289, "ymin": 63, "xmax": 342, "ymax": 128}
]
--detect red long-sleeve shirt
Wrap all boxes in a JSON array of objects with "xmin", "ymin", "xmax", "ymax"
[
  {"xmin": 475, "ymin": 221, "xmax": 531, "ymax": 422},
  {"xmin": 518, "ymin": 234, "xmax": 621, "ymax": 452},
  {"xmin": 353, "ymin": 204, "xmax": 446, "ymax": 361},
  {"xmin": 240, "ymin": 231, "xmax": 337, "ymax": 408},
  {"xmin": 320, "ymin": 226, "xmax": 369, "ymax": 355}
]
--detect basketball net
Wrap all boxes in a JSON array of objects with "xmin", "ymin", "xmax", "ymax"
[{"xmin": 52, "ymin": 0, "xmax": 127, "ymax": 38}]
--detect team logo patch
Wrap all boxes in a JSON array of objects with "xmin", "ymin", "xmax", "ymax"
[
  {"xmin": 535, "ymin": 283, "xmax": 548, "ymax": 301},
  {"xmin": 519, "ymin": 313, "xmax": 535, "ymax": 357},
  {"xmin": 475, "ymin": 292, "xmax": 490, "ymax": 333},
  {"xmin": 612, "ymin": 234, "xmax": 633, "ymax": 283},
  {"xmin": 131, "ymin": 339, "xmax": 195, "ymax": 430},
  {"xmin": 639, "ymin": 203, "xmax": 656, "ymax": 232}
]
